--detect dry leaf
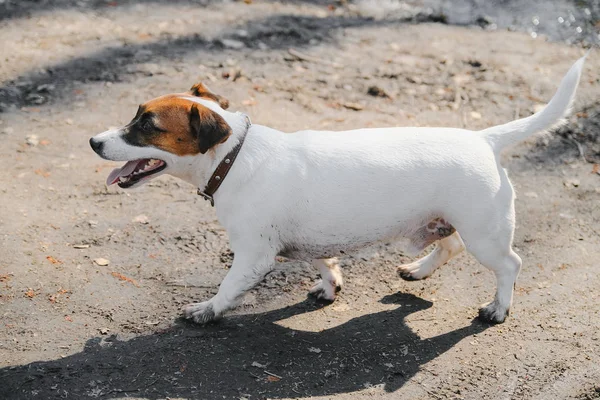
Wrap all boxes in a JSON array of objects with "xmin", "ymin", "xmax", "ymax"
[
  {"xmin": 46, "ymin": 255, "xmax": 62, "ymax": 264},
  {"xmin": 111, "ymin": 272, "xmax": 139, "ymax": 287},
  {"xmin": 267, "ymin": 375, "xmax": 281, "ymax": 382},
  {"xmin": 25, "ymin": 288, "xmax": 36, "ymax": 298}
]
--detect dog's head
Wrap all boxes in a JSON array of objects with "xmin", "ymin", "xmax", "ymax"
[{"xmin": 89, "ymin": 83, "xmax": 231, "ymax": 189}]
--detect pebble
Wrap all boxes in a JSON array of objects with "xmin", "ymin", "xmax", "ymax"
[
  {"xmin": 367, "ymin": 85, "xmax": 390, "ymax": 98},
  {"xmin": 342, "ymin": 102, "xmax": 364, "ymax": 111},
  {"xmin": 563, "ymin": 178, "xmax": 580, "ymax": 188},
  {"xmin": 25, "ymin": 134, "xmax": 39, "ymax": 146},
  {"xmin": 220, "ymin": 39, "xmax": 245, "ymax": 49},
  {"xmin": 94, "ymin": 258, "xmax": 110, "ymax": 266},
  {"xmin": 132, "ymin": 214, "xmax": 149, "ymax": 224}
]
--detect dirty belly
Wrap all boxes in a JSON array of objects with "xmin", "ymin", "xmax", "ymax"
[{"xmin": 278, "ymin": 218, "xmax": 456, "ymax": 260}]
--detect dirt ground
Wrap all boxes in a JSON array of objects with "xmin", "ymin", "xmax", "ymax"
[{"xmin": 0, "ymin": 1, "xmax": 599, "ymax": 399}]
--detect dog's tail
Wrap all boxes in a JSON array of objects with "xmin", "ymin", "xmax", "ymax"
[{"xmin": 481, "ymin": 53, "xmax": 588, "ymax": 153}]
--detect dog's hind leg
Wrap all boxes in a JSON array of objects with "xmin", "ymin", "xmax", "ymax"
[
  {"xmin": 398, "ymin": 231, "xmax": 465, "ymax": 281},
  {"xmin": 183, "ymin": 249, "xmax": 276, "ymax": 324},
  {"xmin": 462, "ymin": 231, "xmax": 522, "ymax": 324},
  {"xmin": 309, "ymin": 258, "xmax": 343, "ymax": 302},
  {"xmin": 457, "ymin": 177, "xmax": 522, "ymax": 324}
]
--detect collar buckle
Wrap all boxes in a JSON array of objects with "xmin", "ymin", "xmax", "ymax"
[{"xmin": 197, "ymin": 189, "xmax": 214, "ymax": 207}]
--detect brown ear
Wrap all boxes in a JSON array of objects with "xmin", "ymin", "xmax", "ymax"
[
  {"xmin": 190, "ymin": 104, "xmax": 232, "ymax": 154},
  {"xmin": 189, "ymin": 82, "xmax": 230, "ymax": 109}
]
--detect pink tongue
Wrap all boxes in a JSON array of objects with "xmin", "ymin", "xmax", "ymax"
[{"xmin": 106, "ymin": 160, "xmax": 142, "ymax": 186}]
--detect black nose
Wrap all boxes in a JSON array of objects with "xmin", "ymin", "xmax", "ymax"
[{"xmin": 89, "ymin": 137, "xmax": 104, "ymax": 154}]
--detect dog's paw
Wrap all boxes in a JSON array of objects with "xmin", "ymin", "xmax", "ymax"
[
  {"xmin": 182, "ymin": 301, "xmax": 222, "ymax": 324},
  {"xmin": 478, "ymin": 301, "xmax": 509, "ymax": 324},
  {"xmin": 309, "ymin": 279, "xmax": 341, "ymax": 302},
  {"xmin": 397, "ymin": 261, "xmax": 431, "ymax": 281}
]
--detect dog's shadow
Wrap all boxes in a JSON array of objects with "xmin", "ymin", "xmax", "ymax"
[{"xmin": 1, "ymin": 293, "xmax": 488, "ymax": 399}]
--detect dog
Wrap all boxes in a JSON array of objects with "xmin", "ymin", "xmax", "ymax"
[{"xmin": 90, "ymin": 55, "xmax": 586, "ymax": 324}]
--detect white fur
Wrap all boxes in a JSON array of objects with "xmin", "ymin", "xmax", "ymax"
[{"xmin": 91, "ymin": 56, "xmax": 587, "ymax": 324}]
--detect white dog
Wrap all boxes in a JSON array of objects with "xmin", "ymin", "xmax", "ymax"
[{"xmin": 90, "ymin": 55, "xmax": 586, "ymax": 324}]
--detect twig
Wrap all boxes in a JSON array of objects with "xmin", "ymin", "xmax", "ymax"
[
  {"xmin": 568, "ymin": 137, "xmax": 590, "ymax": 163},
  {"xmin": 288, "ymin": 48, "xmax": 343, "ymax": 68},
  {"xmin": 264, "ymin": 370, "xmax": 283, "ymax": 379},
  {"xmin": 165, "ymin": 281, "xmax": 215, "ymax": 288}
]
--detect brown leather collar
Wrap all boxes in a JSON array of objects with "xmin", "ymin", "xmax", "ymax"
[{"xmin": 197, "ymin": 114, "xmax": 251, "ymax": 207}]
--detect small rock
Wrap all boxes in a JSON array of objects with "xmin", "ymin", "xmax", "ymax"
[
  {"xmin": 94, "ymin": 258, "xmax": 110, "ymax": 266},
  {"xmin": 563, "ymin": 178, "xmax": 580, "ymax": 188},
  {"xmin": 36, "ymin": 83, "xmax": 55, "ymax": 93},
  {"xmin": 367, "ymin": 85, "xmax": 390, "ymax": 98},
  {"xmin": 65, "ymin": 118, "xmax": 74, "ymax": 125},
  {"xmin": 251, "ymin": 361, "xmax": 267, "ymax": 368},
  {"xmin": 73, "ymin": 244, "xmax": 90, "ymax": 249},
  {"xmin": 88, "ymin": 220, "xmax": 98, "ymax": 227},
  {"xmin": 220, "ymin": 39, "xmax": 245, "ymax": 49},
  {"xmin": 342, "ymin": 102, "xmax": 363, "ymax": 111},
  {"xmin": 132, "ymin": 214, "xmax": 149, "ymax": 224},
  {"xmin": 308, "ymin": 347, "xmax": 322, "ymax": 353},
  {"xmin": 470, "ymin": 111, "xmax": 482, "ymax": 120},
  {"xmin": 99, "ymin": 328, "xmax": 110, "ymax": 335},
  {"xmin": 25, "ymin": 134, "xmax": 39, "ymax": 146},
  {"xmin": 26, "ymin": 93, "xmax": 46, "ymax": 105}
]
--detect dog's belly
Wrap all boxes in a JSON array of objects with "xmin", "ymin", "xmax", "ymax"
[
  {"xmin": 278, "ymin": 217, "xmax": 455, "ymax": 260},
  {"xmin": 278, "ymin": 241, "xmax": 376, "ymax": 260}
]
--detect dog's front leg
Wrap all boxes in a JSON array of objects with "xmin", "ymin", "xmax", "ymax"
[{"xmin": 183, "ymin": 250, "xmax": 276, "ymax": 324}]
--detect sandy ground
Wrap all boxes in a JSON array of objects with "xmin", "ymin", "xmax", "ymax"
[{"xmin": 0, "ymin": 1, "xmax": 599, "ymax": 399}]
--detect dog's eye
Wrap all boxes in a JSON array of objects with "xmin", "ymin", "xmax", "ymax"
[{"xmin": 141, "ymin": 119, "xmax": 154, "ymax": 132}]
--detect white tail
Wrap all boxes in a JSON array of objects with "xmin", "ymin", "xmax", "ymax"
[{"xmin": 481, "ymin": 53, "xmax": 588, "ymax": 152}]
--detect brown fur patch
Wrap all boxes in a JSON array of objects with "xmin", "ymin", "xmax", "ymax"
[
  {"xmin": 122, "ymin": 95, "xmax": 232, "ymax": 156},
  {"xmin": 189, "ymin": 82, "xmax": 230, "ymax": 109},
  {"xmin": 411, "ymin": 218, "xmax": 456, "ymax": 253}
]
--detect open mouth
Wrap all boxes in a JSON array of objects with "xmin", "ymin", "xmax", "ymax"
[{"xmin": 106, "ymin": 159, "xmax": 167, "ymax": 188}]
